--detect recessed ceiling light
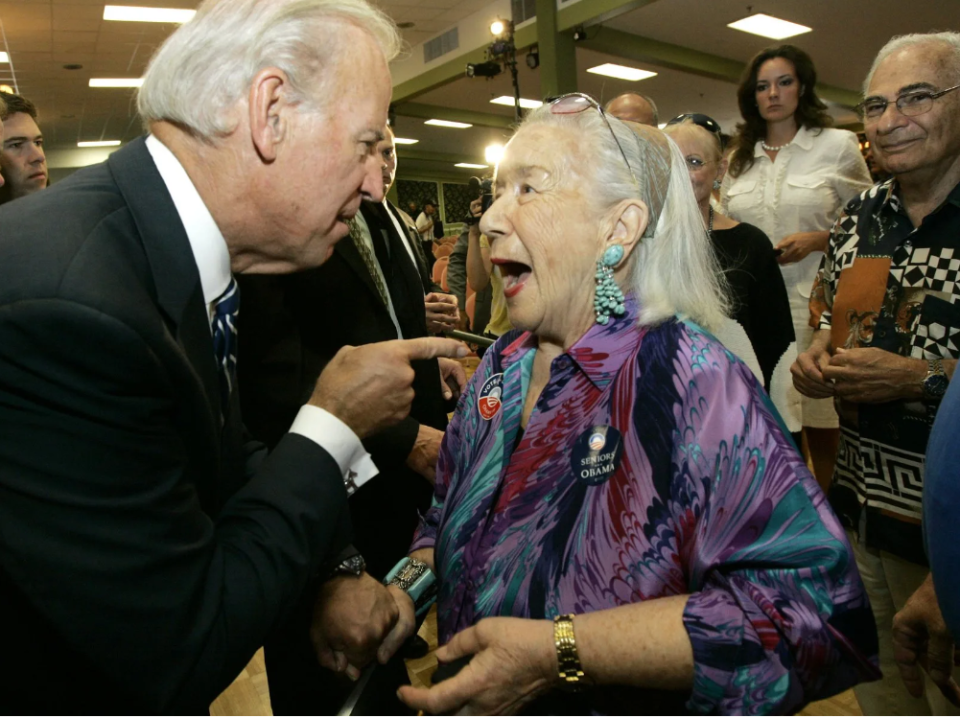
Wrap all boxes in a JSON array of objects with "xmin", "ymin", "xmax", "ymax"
[
  {"xmin": 89, "ymin": 78, "xmax": 144, "ymax": 88},
  {"xmin": 425, "ymin": 119, "xmax": 473, "ymax": 129},
  {"xmin": 103, "ymin": 5, "xmax": 196, "ymax": 23},
  {"xmin": 586, "ymin": 64, "xmax": 657, "ymax": 82},
  {"xmin": 0, "ymin": 52, "xmax": 9, "ymax": 64},
  {"xmin": 78, "ymin": 140, "xmax": 122, "ymax": 148},
  {"xmin": 727, "ymin": 13, "xmax": 811, "ymax": 40},
  {"xmin": 455, "ymin": 163, "xmax": 488, "ymax": 169},
  {"xmin": 490, "ymin": 95, "xmax": 542, "ymax": 109},
  {"xmin": 392, "ymin": 137, "xmax": 419, "ymax": 145}
]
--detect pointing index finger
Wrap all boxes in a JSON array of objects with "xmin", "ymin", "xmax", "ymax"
[{"xmin": 396, "ymin": 337, "xmax": 469, "ymax": 362}]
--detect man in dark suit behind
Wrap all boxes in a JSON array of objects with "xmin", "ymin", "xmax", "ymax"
[
  {"xmin": 0, "ymin": 0, "xmax": 464, "ymax": 713},
  {"xmin": 239, "ymin": 125, "xmax": 466, "ymax": 713}
]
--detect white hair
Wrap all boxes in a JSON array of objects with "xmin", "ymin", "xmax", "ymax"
[
  {"xmin": 864, "ymin": 31, "xmax": 960, "ymax": 94},
  {"xmin": 519, "ymin": 104, "xmax": 729, "ymax": 332},
  {"xmin": 138, "ymin": 0, "xmax": 401, "ymax": 139}
]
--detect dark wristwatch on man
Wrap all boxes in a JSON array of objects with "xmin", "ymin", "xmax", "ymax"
[
  {"xmin": 326, "ymin": 547, "xmax": 366, "ymax": 580},
  {"xmin": 922, "ymin": 358, "xmax": 949, "ymax": 401}
]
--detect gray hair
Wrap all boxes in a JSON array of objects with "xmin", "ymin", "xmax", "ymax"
[
  {"xmin": 518, "ymin": 105, "xmax": 728, "ymax": 331},
  {"xmin": 138, "ymin": 0, "xmax": 401, "ymax": 139},
  {"xmin": 864, "ymin": 31, "xmax": 960, "ymax": 94}
]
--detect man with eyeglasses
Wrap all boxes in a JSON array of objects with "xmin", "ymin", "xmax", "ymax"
[{"xmin": 794, "ymin": 31, "xmax": 960, "ymax": 716}]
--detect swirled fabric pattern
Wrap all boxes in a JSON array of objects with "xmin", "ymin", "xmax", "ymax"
[{"xmin": 410, "ymin": 296, "xmax": 879, "ymax": 714}]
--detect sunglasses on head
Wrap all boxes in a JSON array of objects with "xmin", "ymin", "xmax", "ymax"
[
  {"xmin": 545, "ymin": 92, "xmax": 640, "ymax": 187},
  {"xmin": 666, "ymin": 113, "xmax": 724, "ymax": 147}
]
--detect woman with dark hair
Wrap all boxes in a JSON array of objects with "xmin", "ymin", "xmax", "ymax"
[{"xmin": 721, "ymin": 44, "xmax": 871, "ymax": 490}]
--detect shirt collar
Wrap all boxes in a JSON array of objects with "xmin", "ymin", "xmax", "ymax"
[
  {"xmin": 499, "ymin": 295, "xmax": 647, "ymax": 390},
  {"xmin": 145, "ymin": 134, "xmax": 231, "ymax": 307}
]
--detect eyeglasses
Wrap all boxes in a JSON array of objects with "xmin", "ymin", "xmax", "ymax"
[
  {"xmin": 545, "ymin": 93, "xmax": 639, "ymax": 187},
  {"xmin": 666, "ymin": 113, "xmax": 724, "ymax": 148},
  {"xmin": 857, "ymin": 83, "xmax": 960, "ymax": 121}
]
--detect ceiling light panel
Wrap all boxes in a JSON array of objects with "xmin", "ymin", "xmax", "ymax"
[
  {"xmin": 586, "ymin": 64, "xmax": 657, "ymax": 82},
  {"xmin": 490, "ymin": 96, "xmax": 543, "ymax": 109},
  {"xmin": 455, "ymin": 163, "xmax": 488, "ymax": 169},
  {"xmin": 392, "ymin": 137, "xmax": 419, "ymax": 145},
  {"xmin": 727, "ymin": 14, "xmax": 812, "ymax": 40},
  {"xmin": 89, "ymin": 78, "xmax": 144, "ymax": 88},
  {"xmin": 0, "ymin": 52, "xmax": 8, "ymax": 64},
  {"xmin": 103, "ymin": 5, "xmax": 197, "ymax": 23},
  {"xmin": 425, "ymin": 119, "xmax": 473, "ymax": 129},
  {"xmin": 78, "ymin": 141, "xmax": 122, "ymax": 147}
]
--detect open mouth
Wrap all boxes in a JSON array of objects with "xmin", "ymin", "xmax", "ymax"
[{"xmin": 492, "ymin": 258, "xmax": 531, "ymax": 298}]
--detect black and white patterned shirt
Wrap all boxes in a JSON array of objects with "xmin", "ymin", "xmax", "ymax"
[{"xmin": 810, "ymin": 178, "xmax": 960, "ymax": 564}]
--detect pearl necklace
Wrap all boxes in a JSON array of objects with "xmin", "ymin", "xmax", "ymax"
[
  {"xmin": 708, "ymin": 205, "xmax": 714, "ymax": 235},
  {"xmin": 762, "ymin": 139, "xmax": 791, "ymax": 152}
]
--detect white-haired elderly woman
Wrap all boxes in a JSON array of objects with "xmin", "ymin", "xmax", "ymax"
[{"xmin": 374, "ymin": 94, "xmax": 879, "ymax": 715}]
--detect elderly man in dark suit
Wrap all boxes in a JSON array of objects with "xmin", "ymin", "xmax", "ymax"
[
  {"xmin": 0, "ymin": 0, "xmax": 465, "ymax": 713},
  {"xmin": 238, "ymin": 122, "xmax": 466, "ymax": 713}
]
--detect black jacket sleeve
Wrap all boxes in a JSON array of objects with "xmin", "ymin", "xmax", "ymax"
[{"xmin": 0, "ymin": 298, "xmax": 351, "ymax": 713}]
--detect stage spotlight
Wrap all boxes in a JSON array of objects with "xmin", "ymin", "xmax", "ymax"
[
  {"xmin": 490, "ymin": 19, "xmax": 505, "ymax": 36},
  {"xmin": 466, "ymin": 61, "xmax": 502, "ymax": 78}
]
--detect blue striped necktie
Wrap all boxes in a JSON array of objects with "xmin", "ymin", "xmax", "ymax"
[{"xmin": 211, "ymin": 277, "xmax": 240, "ymax": 412}]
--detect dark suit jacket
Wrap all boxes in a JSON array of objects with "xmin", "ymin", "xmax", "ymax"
[
  {"xmin": 0, "ymin": 138, "xmax": 352, "ymax": 714},
  {"xmin": 238, "ymin": 200, "xmax": 446, "ymax": 578}
]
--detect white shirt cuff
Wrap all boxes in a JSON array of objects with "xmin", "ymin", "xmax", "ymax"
[{"xmin": 289, "ymin": 405, "xmax": 378, "ymax": 496}]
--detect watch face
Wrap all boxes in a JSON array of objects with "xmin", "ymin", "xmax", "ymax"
[{"xmin": 925, "ymin": 374, "xmax": 949, "ymax": 398}]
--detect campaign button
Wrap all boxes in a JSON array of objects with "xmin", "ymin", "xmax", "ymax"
[
  {"xmin": 477, "ymin": 372, "xmax": 504, "ymax": 421},
  {"xmin": 571, "ymin": 425, "xmax": 623, "ymax": 485}
]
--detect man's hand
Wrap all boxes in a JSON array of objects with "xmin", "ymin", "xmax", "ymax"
[
  {"xmin": 398, "ymin": 617, "xmax": 556, "ymax": 715},
  {"xmin": 311, "ymin": 337, "xmax": 467, "ymax": 438},
  {"xmin": 310, "ymin": 572, "xmax": 400, "ymax": 680},
  {"xmin": 822, "ymin": 347, "xmax": 926, "ymax": 404},
  {"xmin": 425, "ymin": 292, "xmax": 460, "ymax": 334},
  {"xmin": 775, "ymin": 231, "xmax": 827, "ymax": 264},
  {"xmin": 791, "ymin": 339, "xmax": 835, "ymax": 399},
  {"xmin": 893, "ymin": 573, "xmax": 960, "ymax": 706},
  {"xmin": 438, "ymin": 357, "xmax": 467, "ymax": 401},
  {"xmin": 406, "ymin": 425, "xmax": 444, "ymax": 484},
  {"xmin": 377, "ymin": 585, "xmax": 418, "ymax": 665}
]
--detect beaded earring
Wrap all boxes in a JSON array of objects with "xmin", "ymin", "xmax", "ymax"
[
  {"xmin": 712, "ymin": 179, "xmax": 722, "ymax": 191},
  {"xmin": 594, "ymin": 245, "xmax": 626, "ymax": 325}
]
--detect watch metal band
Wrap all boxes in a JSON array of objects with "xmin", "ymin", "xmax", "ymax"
[{"xmin": 554, "ymin": 614, "xmax": 586, "ymax": 690}]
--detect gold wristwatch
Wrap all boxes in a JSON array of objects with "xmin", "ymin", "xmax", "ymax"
[{"xmin": 553, "ymin": 614, "xmax": 586, "ymax": 690}]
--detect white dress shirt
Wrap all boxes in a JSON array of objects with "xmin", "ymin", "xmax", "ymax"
[
  {"xmin": 145, "ymin": 135, "xmax": 377, "ymax": 493},
  {"xmin": 720, "ymin": 126, "xmax": 872, "ymax": 302}
]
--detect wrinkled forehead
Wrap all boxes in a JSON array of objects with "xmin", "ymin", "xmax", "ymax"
[
  {"xmin": 870, "ymin": 43, "xmax": 955, "ymax": 94},
  {"xmin": 495, "ymin": 123, "xmax": 583, "ymax": 185}
]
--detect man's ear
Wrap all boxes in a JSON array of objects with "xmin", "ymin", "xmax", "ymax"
[
  {"xmin": 248, "ymin": 67, "xmax": 291, "ymax": 163},
  {"xmin": 604, "ymin": 199, "xmax": 649, "ymax": 267}
]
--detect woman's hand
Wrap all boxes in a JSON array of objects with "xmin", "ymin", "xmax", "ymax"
[
  {"xmin": 398, "ymin": 617, "xmax": 556, "ymax": 715},
  {"xmin": 775, "ymin": 231, "xmax": 828, "ymax": 264}
]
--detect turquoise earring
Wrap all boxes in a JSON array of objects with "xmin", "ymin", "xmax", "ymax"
[{"xmin": 594, "ymin": 245, "xmax": 626, "ymax": 325}]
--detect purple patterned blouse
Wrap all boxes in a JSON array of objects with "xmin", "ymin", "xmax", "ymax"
[{"xmin": 411, "ymin": 297, "xmax": 879, "ymax": 714}]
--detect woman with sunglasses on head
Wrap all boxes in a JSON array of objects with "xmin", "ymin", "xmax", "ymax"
[
  {"xmin": 721, "ymin": 45, "xmax": 872, "ymax": 491},
  {"xmin": 664, "ymin": 114, "xmax": 798, "ymax": 446},
  {"xmin": 373, "ymin": 94, "xmax": 878, "ymax": 716}
]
